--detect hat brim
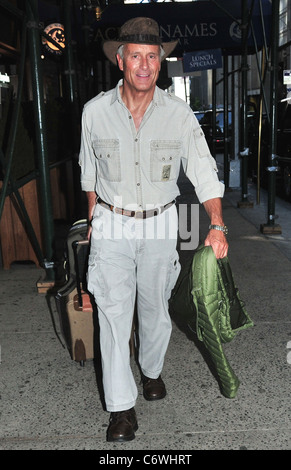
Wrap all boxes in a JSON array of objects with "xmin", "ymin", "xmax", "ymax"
[{"xmin": 103, "ymin": 39, "xmax": 178, "ymax": 65}]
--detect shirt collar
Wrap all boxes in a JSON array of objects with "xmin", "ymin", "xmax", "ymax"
[
  {"xmin": 153, "ymin": 85, "xmax": 165, "ymax": 107},
  {"xmin": 110, "ymin": 79, "xmax": 123, "ymax": 105}
]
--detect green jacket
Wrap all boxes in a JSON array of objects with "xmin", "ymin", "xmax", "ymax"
[{"xmin": 169, "ymin": 245, "xmax": 253, "ymax": 398}]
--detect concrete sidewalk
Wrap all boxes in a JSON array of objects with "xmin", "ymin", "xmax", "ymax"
[{"xmin": 0, "ymin": 181, "xmax": 291, "ymax": 450}]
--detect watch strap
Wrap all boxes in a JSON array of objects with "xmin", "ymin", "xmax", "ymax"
[{"xmin": 209, "ymin": 224, "xmax": 228, "ymax": 234}]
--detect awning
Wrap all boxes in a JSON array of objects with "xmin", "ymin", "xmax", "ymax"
[{"xmin": 93, "ymin": 0, "xmax": 272, "ymax": 57}]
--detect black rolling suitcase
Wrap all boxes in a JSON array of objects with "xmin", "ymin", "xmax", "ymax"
[{"xmin": 55, "ymin": 219, "xmax": 94, "ymax": 365}]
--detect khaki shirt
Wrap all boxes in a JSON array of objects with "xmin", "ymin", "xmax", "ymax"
[{"xmin": 79, "ymin": 79, "xmax": 224, "ymax": 210}]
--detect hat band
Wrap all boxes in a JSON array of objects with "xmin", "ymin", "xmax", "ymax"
[{"xmin": 118, "ymin": 33, "xmax": 162, "ymax": 45}]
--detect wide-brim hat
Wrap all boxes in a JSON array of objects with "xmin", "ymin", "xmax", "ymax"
[{"xmin": 103, "ymin": 17, "xmax": 178, "ymax": 65}]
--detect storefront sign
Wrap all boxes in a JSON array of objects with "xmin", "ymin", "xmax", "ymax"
[
  {"xmin": 283, "ymin": 70, "xmax": 291, "ymax": 85},
  {"xmin": 42, "ymin": 23, "xmax": 65, "ymax": 55},
  {"xmin": 94, "ymin": 0, "xmax": 272, "ymax": 57},
  {"xmin": 183, "ymin": 49, "xmax": 222, "ymax": 72}
]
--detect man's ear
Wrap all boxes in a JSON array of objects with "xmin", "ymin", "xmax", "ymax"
[{"xmin": 116, "ymin": 54, "xmax": 124, "ymax": 71}]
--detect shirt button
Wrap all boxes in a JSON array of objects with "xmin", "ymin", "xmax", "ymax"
[
  {"xmin": 135, "ymin": 138, "xmax": 138, "ymax": 142},
  {"xmin": 135, "ymin": 162, "xmax": 139, "ymax": 165},
  {"xmin": 129, "ymin": 115, "xmax": 132, "ymax": 119},
  {"xmin": 137, "ymin": 183, "xmax": 140, "ymax": 186}
]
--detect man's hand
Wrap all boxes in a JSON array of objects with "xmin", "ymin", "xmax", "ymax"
[
  {"xmin": 87, "ymin": 224, "xmax": 92, "ymax": 241},
  {"xmin": 202, "ymin": 197, "xmax": 229, "ymax": 259},
  {"xmin": 204, "ymin": 228, "xmax": 228, "ymax": 259}
]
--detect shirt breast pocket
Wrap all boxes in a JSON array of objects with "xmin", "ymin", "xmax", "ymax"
[
  {"xmin": 93, "ymin": 139, "xmax": 121, "ymax": 182},
  {"xmin": 150, "ymin": 140, "xmax": 181, "ymax": 182}
]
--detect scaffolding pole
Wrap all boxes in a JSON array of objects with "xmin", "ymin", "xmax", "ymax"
[
  {"xmin": 238, "ymin": 0, "xmax": 253, "ymax": 208},
  {"xmin": 260, "ymin": 0, "xmax": 282, "ymax": 234},
  {"xmin": 0, "ymin": 0, "xmax": 46, "ymax": 273},
  {"xmin": 26, "ymin": 0, "xmax": 55, "ymax": 280},
  {"xmin": 62, "ymin": 0, "xmax": 83, "ymax": 219},
  {"xmin": 223, "ymin": 55, "xmax": 229, "ymax": 189}
]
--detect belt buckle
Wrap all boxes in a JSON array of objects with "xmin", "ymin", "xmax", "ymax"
[{"xmin": 134, "ymin": 208, "xmax": 144, "ymax": 219}]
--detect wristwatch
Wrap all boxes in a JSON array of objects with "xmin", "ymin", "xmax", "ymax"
[{"xmin": 209, "ymin": 224, "xmax": 228, "ymax": 235}]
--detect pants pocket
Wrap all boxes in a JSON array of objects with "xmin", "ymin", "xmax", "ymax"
[
  {"xmin": 87, "ymin": 252, "xmax": 105, "ymax": 299},
  {"xmin": 166, "ymin": 253, "xmax": 181, "ymax": 300}
]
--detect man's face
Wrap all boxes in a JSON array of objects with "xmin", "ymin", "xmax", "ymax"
[{"xmin": 117, "ymin": 43, "xmax": 161, "ymax": 94}]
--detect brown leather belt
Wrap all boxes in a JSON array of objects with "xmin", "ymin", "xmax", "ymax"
[{"xmin": 97, "ymin": 198, "xmax": 175, "ymax": 219}]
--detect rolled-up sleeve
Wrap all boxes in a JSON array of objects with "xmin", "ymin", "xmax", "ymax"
[
  {"xmin": 79, "ymin": 108, "xmax": 96, "ymax": 192},
  {"xmin": 182, "ymin": 114, "xmax": 225, "ymax": 203}
]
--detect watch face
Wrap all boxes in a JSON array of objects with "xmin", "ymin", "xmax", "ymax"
[{"xmin": 42, "ymin": 23, "xmax": 65, "ymax": 55}]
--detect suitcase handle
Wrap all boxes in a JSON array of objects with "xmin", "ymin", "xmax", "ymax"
[
  {"xmin": 77, "ymin": 240, "xmax": 89, "ymax": 246},
  {"xmin": 72, "ymin": 240, "xmax": 89, "ymax": 307}
]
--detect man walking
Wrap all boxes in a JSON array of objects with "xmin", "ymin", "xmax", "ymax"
[{"xmin": 79, "ymin": 16, "xmax": 228, "ymax": 442}]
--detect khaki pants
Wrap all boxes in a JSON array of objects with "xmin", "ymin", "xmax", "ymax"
[{"xmin": 87, "ymin": 203, "xmax": 180, "ymax": 412}]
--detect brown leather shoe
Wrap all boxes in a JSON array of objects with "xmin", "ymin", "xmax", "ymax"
[
  {"xmin": 142, "ymin": 375, "xmax": 167, "ymax": 401},
  {"xmin": 106, "ymin": 407, "xmax": 138, "ymax": 442}
]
